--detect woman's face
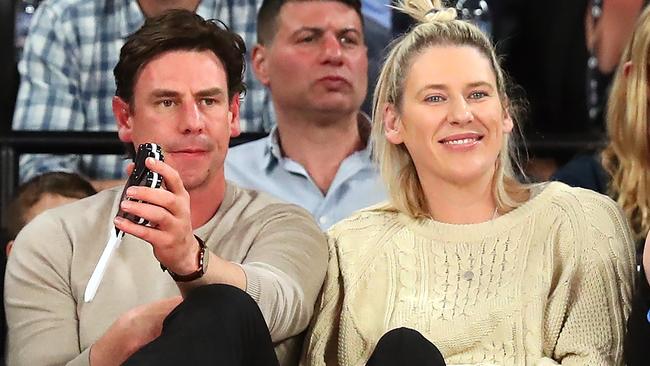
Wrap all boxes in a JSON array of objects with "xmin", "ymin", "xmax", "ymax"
[{"xmin": 384, "ymin": 45, "xmax": 513, "ymax": 188}]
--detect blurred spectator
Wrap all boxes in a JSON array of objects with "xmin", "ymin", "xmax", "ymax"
[
  {"xmin": 14, "ymin": 0, "xmax": 42, "ymax": 61},
  {"xmin": 552, "ymin": 2, "xmax": 645, "ymax": 206},
  {"xmin": 4, "ymin": 171, "xmax": 96, "ymax": 254},
  {"xmin": 491, "ymin": 0, "xmax": 643, "ymax": 143},
  {"xmin": 0, "ymin": 171, "xmax": 95, "ymax": 361},
  {"xmin": 361, "ymin": 1, "xmax": 392, "ymax": 113},
  {"xmin": 12, "ymin": 0, "xmax": 267, "ymax": 189},
  {"xmin": 226, "ymin": 0, "xmax": 386, "ymax": 230}
]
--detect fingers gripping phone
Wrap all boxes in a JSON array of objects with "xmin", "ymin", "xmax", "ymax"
[
  {"xmin": 85, "ymin": 143, "xmax": 164, "ymax": 302},
  {"xmin": 116, "ymin": 143, "xmax": 164, "ymax": 229}
]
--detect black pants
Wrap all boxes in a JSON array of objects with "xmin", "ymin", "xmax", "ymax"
[
  {"xmin": 123, "ymin": 284, "xmax": 279, "ymax": 366},
  {"xmin": 367, "ymin": 327, "xmax": 446, "ymax": 366},
  {"xmin": 625, "ymin": 269, "xmax": 650, "ymax": 366},
  {"xmin": 124, "ymin": 285, "xmax": 445, "ymax": 366}
]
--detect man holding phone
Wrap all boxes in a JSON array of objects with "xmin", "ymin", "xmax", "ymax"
[{"xmin": 5, "ymin": 10, "xmax": 327, "ymax": 366}]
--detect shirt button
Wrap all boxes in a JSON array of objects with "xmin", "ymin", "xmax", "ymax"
[{"xmin": 319, "ymin": 216, "xmax": 328, "ymax": 225}]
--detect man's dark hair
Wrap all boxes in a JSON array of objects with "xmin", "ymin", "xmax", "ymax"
[
  {"xmin": 114, "ymin": 9, "xmax": 247, "ymax": 105},
  {"xmin": 4, "ymin": 172, "xmax": 97, "ymax": 241},
  {"xmin": 257, "ymin": 0, "xmax": 363, "ymax": 45}
]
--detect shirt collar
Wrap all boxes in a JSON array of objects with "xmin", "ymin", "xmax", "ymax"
[{"xmin": 262, "ymin": 112, "xmax": 373, "ymax": 170}]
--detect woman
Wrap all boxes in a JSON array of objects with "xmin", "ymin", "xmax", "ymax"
[
  {"xmin": 301, "ymin": 0, "xmax": 635, "ymax": 365},
  {"xmin": 602, "ymin": 5, "xmax": 650, "ymax": 244},
  {"xmin": 603, "ymin": 6, "xmax": 650, "ymax": 365}
]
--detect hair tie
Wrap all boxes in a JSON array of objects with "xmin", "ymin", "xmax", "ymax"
[{"xmin": 425, "ymin": 8, "xmax": 441, "ymax": 19}]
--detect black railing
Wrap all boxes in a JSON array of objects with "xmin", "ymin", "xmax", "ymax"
[
  {"xmin": 0, "ymin": 128, "xmax": 607, "ymax": 230},
  {"xmin": 0, "ymin": 131, "xmax": 267, "ymax": 226}
]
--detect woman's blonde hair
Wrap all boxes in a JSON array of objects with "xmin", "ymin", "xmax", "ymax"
[
  {"xmin": 602, "ymin": 6, "xmax": 650, "ymax": 241},
  {"xmin": 371, "ymin": 0, "xmax": 529, "ymax": 218}
]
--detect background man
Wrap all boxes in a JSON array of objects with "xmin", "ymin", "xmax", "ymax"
[
  {"xmin": 5, "ymin": 10, "xmax": 326, "ymax": 365},
  {"xmin": 13, "ymin": 0, "xmax": 268, "ymax": 189},
  {"xmin": 226, "ymin": 0, "xmax": 386, "ymax": 229}
]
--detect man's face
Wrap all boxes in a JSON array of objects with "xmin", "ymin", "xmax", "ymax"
[
  {"xmin": 253, "ymin": 1, "xmax": 368, "ymax": 118},
  {"xmin": 137, "ymin": 0, "xmax": 201, "ymax": 17},
  {"xmin": 115, "ymin": 50, "xmax": 240, "ymax": 191}
]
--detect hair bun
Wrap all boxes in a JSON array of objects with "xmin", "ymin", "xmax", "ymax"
[
  {"xmin": 397, "ymin": 0, "xmax": 457, "ymax": 24},
  {"xmin": 424, "ymin": 7, "xmax": 458, "ymax": 22}
]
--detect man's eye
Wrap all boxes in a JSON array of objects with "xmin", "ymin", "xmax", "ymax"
[
  {"xmin": 300, "ymin": 35, "xmax": 315, "ymax": 43},
  {"xmin": 201, "ymin": 98, "xmax": 216, "ymax": 106},
  {"xmin": 340, "ymin": 36, "xmax": 359, "ymax": 46},
  {"xmin": 160, "ymin": 99, "xmax": 174, "ymax": 107}
]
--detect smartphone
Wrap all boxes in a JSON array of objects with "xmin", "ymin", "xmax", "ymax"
[{"xmin": 115, "ymin": 143, "xmax": 164, "ymax": 227}]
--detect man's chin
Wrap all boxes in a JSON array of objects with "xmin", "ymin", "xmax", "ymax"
[{"xmin": 178, "ymin": 171, "xmax": 210, "ymax": 191}]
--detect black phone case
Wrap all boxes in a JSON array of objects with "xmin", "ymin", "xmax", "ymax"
[{"xmin": 116, "ymin": 143, "xmax": 164, "ymax": 226}]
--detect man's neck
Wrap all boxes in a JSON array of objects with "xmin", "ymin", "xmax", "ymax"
[
  {"xmin": 137, "ymin": 0, "xmax": 201, "ymax": 18},
  {"xmin": 187, "ymin": 174, "xmax": 226, "ymax": 229},
  {"xmin": 275, "ymin": 108, "xmax": 365, "ymax": 194}
]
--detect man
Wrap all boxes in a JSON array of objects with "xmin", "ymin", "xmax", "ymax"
[
  {"xmin": 13, "ymin": 0, "xmax": 270, "ymax": 189},
  {"xmin": 225, "ymin": 0, "xmax": 386, "ymax": 230},
  {"xmin": 5, "ymin": 10, "xmax": 327, "ymax": 366}
]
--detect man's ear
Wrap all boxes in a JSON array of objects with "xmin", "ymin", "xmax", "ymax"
[
  {"xmin": 252, "ymin": 44, "xmax": 270, "ymax": 86},
  {"xmin": 228, "ymin": 94, "xmax": 241, "ymax": 138},
  {"xmin": 384, "ymin": 103, "xmax": 404, "ymax": 145},
  {"xmin": 113, "ymin": 96, "xmax": 133, "ymax": 143}
]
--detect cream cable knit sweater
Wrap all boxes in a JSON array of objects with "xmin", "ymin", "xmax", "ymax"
[{"xmin": 301, "ymin": 182, "xmax": 635, "ymax": 366}]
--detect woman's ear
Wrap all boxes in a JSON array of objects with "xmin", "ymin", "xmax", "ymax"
[
  {"xmin": 502, "ymin": 108, "xmax": 514, "ymax": 134},
  {"xmin": 623, "ymin": 61, "xmax": 633, "ymax": 78},
  {"xmin": 384, "ymin": 104, "xmax": 404, "ymax": 145}
]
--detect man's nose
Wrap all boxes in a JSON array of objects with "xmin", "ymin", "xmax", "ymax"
[
  {"xmin": 321, "ymin": 33, "xmax": 343, "ymax": 64},
  {"xmin": 178, "ymin": 102, "xmax": 204, "ymax": 133}
]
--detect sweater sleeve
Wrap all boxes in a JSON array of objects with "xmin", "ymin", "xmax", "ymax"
[
  {"xmin": 543, "ymin": 192, "xmax": 635, "ymax": 365},
  {"xmin": 240, "ymin": 204, "xmax": 328, "ymax": 342},
  {"xmin": 300, "ymin": 235, "xmax": 344, "ymax": 366},
  {"xmin": 5, "ymin": 212, "xmax": 90, "ymax": 366}
]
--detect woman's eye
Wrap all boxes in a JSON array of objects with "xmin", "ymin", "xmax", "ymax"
[
  {"xmin": 469, "ymin": 91, "xmax": 488, "ymax": 99},
  {"xmin": 425, "ymin": 95, "xmax": 443, "ymax": 103}
]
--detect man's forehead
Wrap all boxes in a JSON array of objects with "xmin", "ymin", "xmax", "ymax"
[
  {"xmin": 133, "ymin": 50, "xmax": 228, "ymax": 96},
  {"xmin": 277, "ymin": 1, "xmax": 362, "ymax": 31}
]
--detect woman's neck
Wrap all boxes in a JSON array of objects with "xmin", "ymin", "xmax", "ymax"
[{"xmin": 419, "ymin": 171, "xmax": 498, "ymax": 224}]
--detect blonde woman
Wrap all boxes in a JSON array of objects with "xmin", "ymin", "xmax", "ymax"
[
  {"xmin": 602, "ymin": 6, "xmax": 650, "ymax": 244},
  {"xmin": 603, "ymin": 7, "xmax": 650, "ymax": 366},
  {"xmin": 301, "ymin": 0, "xmax": 635, "ymax": 365}
]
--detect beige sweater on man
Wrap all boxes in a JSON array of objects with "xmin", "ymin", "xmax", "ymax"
[
  {"xmin": 5, "ymin": 183, "xmax": 328, "ymax": 366},
  {"xmin": 302, "ymin": 182, "xmax": 635, "ymax": 366}
]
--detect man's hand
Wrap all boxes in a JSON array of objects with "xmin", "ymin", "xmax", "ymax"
[
  {"xmin": 114, "ymin": 157, "xmax": 246, "ymax": 294},
  {"xmin": 643, "ymin": 233, "xmax": 650, "ymax": 284},
  {"xmin": 114, "ymin": 157, "xmax": 199, "ymax": 275},
  {"xmin": 90, "ymin": 296, "xmax": 183, "ymax": 366}
]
